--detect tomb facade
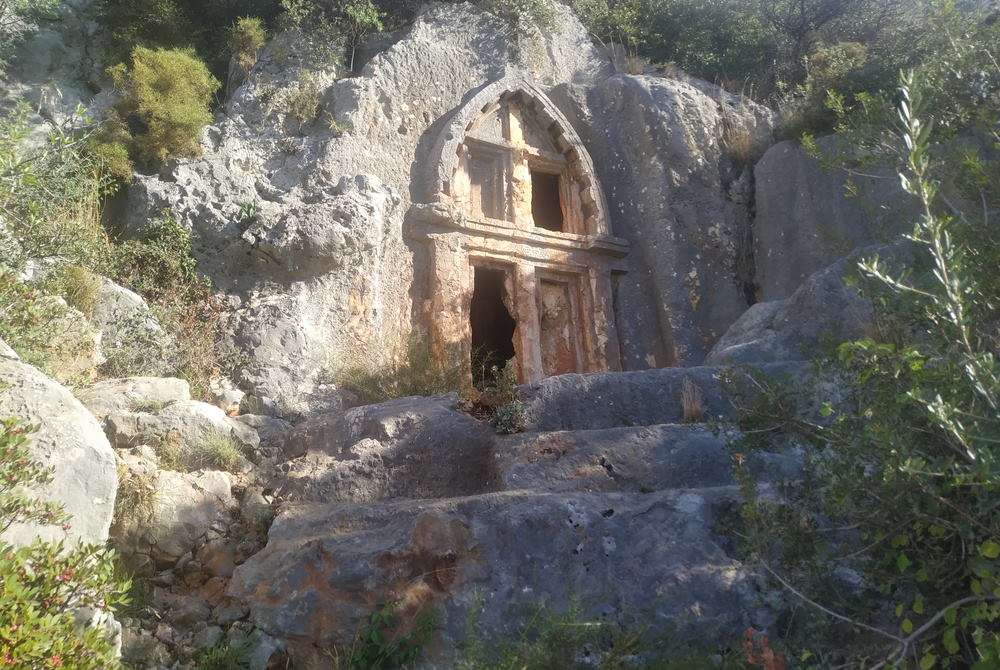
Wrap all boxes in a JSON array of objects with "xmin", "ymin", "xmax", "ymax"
[{"xmin": 410, "ymin": 77, "xmax": 629, "ymax": 382}]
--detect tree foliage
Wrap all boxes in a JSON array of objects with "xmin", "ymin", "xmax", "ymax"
[
  {"xmin": 727, "ymin": 62, "xmax": 1000, "ymax": 667},
  {"xmin": 0, "ymin": 0, "xmax": 58, "ymax": 70},
  {"xmin": 279, "ymin": 0, "xmax": 384, "ymax": 69}
]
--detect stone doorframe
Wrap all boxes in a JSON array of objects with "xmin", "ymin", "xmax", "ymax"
[{"xmin": 409, "ymin": 74, "xmax": 629, "ymax": 383}]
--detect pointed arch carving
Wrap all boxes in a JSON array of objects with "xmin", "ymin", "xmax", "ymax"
[{"xmin": 426, "ymin": 75, "xmax": 611, "ymax": 238}]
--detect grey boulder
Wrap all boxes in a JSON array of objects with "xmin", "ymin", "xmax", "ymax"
[
  {"xmin": 114, "ymin": 451, "xmax": 235, "ymax": 564},
  {"xmin": 706, "ymin": 258, "xmax": 871, "ymax": 365},
  {"xmin": 105, "ymin": 400, "xmax": 260, "ymax": 451},
  {"xmin": 0, "ymin": 354, "xmax": 117, "ymax": 545}
]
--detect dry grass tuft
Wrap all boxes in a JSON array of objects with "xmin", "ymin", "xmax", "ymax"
[{"xmin": 681, "ymin": 376, "xmax": 706, "ymax": 423}]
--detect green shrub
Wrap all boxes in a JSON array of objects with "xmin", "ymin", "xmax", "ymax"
[
  {"xmin": 103, "ymin": 214, "xmax": 207, "ymax": 306},
  {"xmin": 283, "ymin": 70, "xmax": 323, "ymax": 124},
  {"xmin": 84, "ymin": 114, "xmax": 135, "ymax": 188},
  {"xmin": 344, "ymin": 599, "xmax": 437, "ymax": 670},
  {"xmin": 108, "ymin": 46, "xmax": 221, "ymax": 165},
  {"xmin": 0, "ymin": 416, "xmax": 129, "ymax": 668},
  {"xmin": 279, "ymin": 0, "xmax": 384, "ymax": 68},
  {"xmin": 97, "ymin": 0, "xmax": 190, "ymax": 61},
  {"xmin": 492, "ymin": 400, "xmax": 526, "ymax": 434},
  {"xmin": 229, "ymin": 16, "xmax": 267, "ymax": 72},
  {"xmin": 0, "ymin": 104, "xmax": 111, "ymax": 272},
  {"xmin": 97, "ymin": 0, "xmax": 282, "ymax": 78},
  {"xmin": 779, "ymin": 41, "xmax": 870, "ymax": 138}
]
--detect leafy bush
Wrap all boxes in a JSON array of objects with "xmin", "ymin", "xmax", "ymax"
[
  {"xmin": 108, "ymin": 46, "xmax": 221, "ymax": 165},
  {"xmin": 482, "ymin": 0, "xmax": 555, "ymax": 44},
  {"xmin": 97, "ymin": 0, "xmax": 282, "ymax": 78},
  {"xmin": 492, "ymin": 400, "xmax": 526, "ymax": 434},
  {"xmin": 473, "ymin": 362, "xmax": 527, "ymax": 434},
  {"xmin": 343, "ymin": 599, "xmax": 437, "ymax": 670},
  {"xmin": 97, "ymin": 0, "xmax": 190, "ymax": 61},
  {"xmin": 279, "ymin": 0, "xmax": 384, "ymax": 69},
  {"xmin": 726, "ymin": 71, "xmax": 1000, "ymax": 669},
  {"xmin": 779, "ymin": 41, "xmax": 870, "ymax": 139},
  {"xmin": 0, "ymin": 104, "xmax": 111, "ymax": 272},
  {"xmin": 84, "ymin": 114, "xmax": 135, "ymax": 188},
  {"xmin": 282, "ymin": 70, "xmax": 323, "ymax": 124},
  {"xmin": 103, "ymin": 215, "xmax": 206, "ymax": 306},
  {"xmin": 0, "ymin": 270, "xmax": 94, "ymax": 378},
  {"xmin": 0, "ymin": 416, "xmax": 128, "ymax": 668},
  {"xmin": 102, "ymin": 214, "xmax": 223, "ymax": 399}
]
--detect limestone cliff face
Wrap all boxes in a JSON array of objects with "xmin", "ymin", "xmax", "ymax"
[{"xmin": 124, "ymin": 2, "xmax": 775, "ymax": 414}]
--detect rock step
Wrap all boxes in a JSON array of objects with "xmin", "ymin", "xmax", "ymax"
[
  {"xmin": 275, "ymin": 408, "xmax": 797, "ymax": 505},
  {"xmin": 229, "ymin": 487, "xmax": 758, "ymax": 653},
  {"xmin": 492, "ymin": 423, "xmax": 736, "ymax": 494},
  {"xmin": 522, "ymin": 361, "xmax": 806, "ymax": 432}
]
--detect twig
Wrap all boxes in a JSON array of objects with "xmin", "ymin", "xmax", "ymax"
[
  {"xmin": 869, "ymin": 596, "xmax": 1000, "ymax": 670},
  {"xmin": 761, "ymin": 562, "xmax": 902, "ymax": 642}
]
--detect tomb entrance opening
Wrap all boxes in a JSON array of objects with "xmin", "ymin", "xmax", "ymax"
[{"xmin": 470, "ymin": 266, "xmax": 516, "ymax": 386}]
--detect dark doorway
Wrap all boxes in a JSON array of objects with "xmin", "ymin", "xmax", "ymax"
[
  {"xmin": 530, "ymin": 170, "xmax": 564, "ymax": 232},
  {"xmin": 470, "ymin": 267, "xmax": 516, "ymax": 386}
]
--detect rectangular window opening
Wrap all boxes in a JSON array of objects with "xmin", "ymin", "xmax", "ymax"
[{"xmin": 530, "ymin": 170, "xmax": 564, "ymax": 232}]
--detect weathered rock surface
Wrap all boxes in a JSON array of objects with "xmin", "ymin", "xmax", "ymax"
[
  {"xmin": 234, "ymin": 414, "xmax": 292, "ymax": 451},
  {"xmin": 582, "ymin": 75, "xmax": 775, "ymax": 366},
  {"xmin": 0, "ymin": 0, "xmax": 107, "ymax": 148},
  {"xmin": 492, "ymin": 424, "xmax": 734, "ymax": 493},
  {"xmin": 0, "ymin": 352, "xmax": 116, "ymax": 545},
  {"xmin": 753, "ymin": 138, "xmax": 915, "ymax": 301},
  {"xmin": 229, "ymin": 365, "xmax": 803, "ymax": 662},
  {"xmin": 706, "ymin": 258, "xmax": 872, "ymax": 365},
  {"xmin": 0, "ymin": 337, "xmax": 18, "ymax": 360},
  {"xmin": 105, "ymin": 400, "xmax": 260, "ymax": 450},
  {"xmin": 75, "ymin": 376, "xmax": 192, "ymax": 417}
]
